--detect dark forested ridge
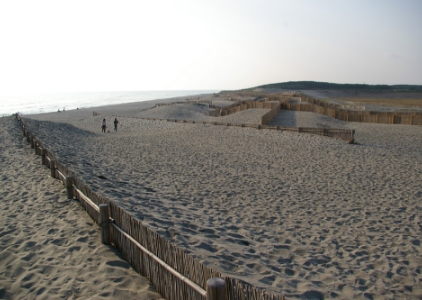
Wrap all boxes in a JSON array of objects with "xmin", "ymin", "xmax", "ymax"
[{"xmin": 253, "ymin": 81, "xmax": 422, "ymax": 92}]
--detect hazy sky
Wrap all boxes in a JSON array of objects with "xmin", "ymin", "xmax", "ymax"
[{"xmin": 1, "ymin": 0, "xmax": 421, "ymax": 94}]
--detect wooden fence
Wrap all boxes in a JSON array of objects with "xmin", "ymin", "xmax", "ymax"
[
  {"xmin": 293, "ymin": 94, "xmax": 422, "ymax": 125},
  {"xmin": 216, "ymin": 101, "xmax": 277, "ymax": 117},
  {"xmin": 205, "ymin": 99, "xmax": 354, "ymax": 142},
  {"xmin": 155, "ymin": 100, "xmax": 214, "ymax": 107},
  {"xmin": 261, "ymin": 103, "xmax": 282, "ymax": 125},
  {"xmin": 138, "ymin": 117, "xmax": 355, "ymax": 143},
  {"xmin": 210, "ymin": 92, "xmax": 421, "ymax": 127},
  {"xmin": 16, "ymin": 115, "xmax": 286, "ymax": 300}
]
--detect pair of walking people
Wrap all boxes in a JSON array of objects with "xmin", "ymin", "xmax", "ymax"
[{"xmin": 101, "ymin": 118, "xmax": 119, "ymax": 132}]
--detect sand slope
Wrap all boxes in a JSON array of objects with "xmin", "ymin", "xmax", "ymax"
[{"xmin": 0, "ymin": 116, "xmax": 163, "ymax": 300}]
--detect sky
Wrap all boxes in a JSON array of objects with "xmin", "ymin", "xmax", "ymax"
[{"xmin": 1, "ymin": 0, "xmax": 421, "ymax": 94}]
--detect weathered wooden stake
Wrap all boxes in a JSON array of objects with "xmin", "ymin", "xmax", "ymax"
[
  {"xmin": 30, "ymin": 137, "xmax": 35, "ymax": 148},
  {"xmin": 41, "ymin": 149, "xmax": 46, "ymax": 165},
  {"xmin": 26, "ymin": 133, "xmax": 30, "ymax": 143},
  {"xmin": 50, "ymin": 160, "xmax": 56, "ymax": 178},
  {"xmin": 65, "ymin": 177, "xmax": 74, "ymax": 199},
  {"xmin": 99, "ymin": 204, "xmax": 111, "ymax": 245},
  {"xmin": 206, "ymin": 278, "xmax": 226, "ymax": 300}
]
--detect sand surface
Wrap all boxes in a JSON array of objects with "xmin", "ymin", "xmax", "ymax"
[
  {"xmin": 0, "ymin": 117, "xmax": 163, "ymax": 299},
  {"xmin": 6, "ymin": 94, "xmax": 422, "ymax": 299}
]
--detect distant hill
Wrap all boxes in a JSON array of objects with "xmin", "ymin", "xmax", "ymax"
[{"xmin": 254, "ymin": 81, "xmax": 422, "ymax": 92}]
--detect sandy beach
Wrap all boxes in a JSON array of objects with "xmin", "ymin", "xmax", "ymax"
[
  {"xmin": 0, "ymin": 117, "xmax": 164, "ymax": 299},
  {"xmin": 3, "ymin": 92, "xmax": 422, "ymax": 299}
]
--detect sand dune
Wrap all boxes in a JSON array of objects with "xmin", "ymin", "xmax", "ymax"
[
  {"xmin": 8, "ymin": 96, "xmax": 422, "ymax": 299},
  {"xmin": 0, "ymin": 117, "xmax": 163, "ymax": 300}
]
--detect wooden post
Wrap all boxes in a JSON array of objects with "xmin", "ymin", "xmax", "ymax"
[
  {"xmin": 99, "ymin": 204, "xmax": 111, "ymax": 245},
  {"xmin": 41, "ymin": 149, "xmax": 46, "ymax": 165},
  {"xmin": 65, "ymin": 177, "xmax": 74, "ymax": 199},
  {"xmin": 26, "ymin": 133, "xmax": 30, "ymax": 143},
  {"xmin": 348, "ymin": 130, "xmax": 355, "ymax": 144},
  {"xmin": 50, "ymin": 160, "xmax": 56, "ymax": 178},
  {"xmin": 34, "ymin": 143, "xmax": 38, "ymax": 155},
  {"xmin": 206, "ymin": 278, "xmax": 226, "ymax": 300},
  {"xmin": 30, "ymin": 137, "xmax": 35, "ymax": 148}
]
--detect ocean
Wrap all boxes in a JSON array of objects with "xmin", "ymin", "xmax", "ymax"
[{"xmin": 0, "ymin": 90, "xmax": 219, "ymax": 116}]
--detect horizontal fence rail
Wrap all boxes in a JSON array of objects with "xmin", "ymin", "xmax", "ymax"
[
  {"xmin": 110, "ymin": 222, "xmax": 207, "ymax": 298},
  {"xmin": 15, "ymin": 114, "xmax": 286, "ymax": 300},
  {"xmin": 75, "ymin": 184, "xmax": 208, "ymax": 297},
  {"xmin": 74, "ymin": 187, "xmax": 100, "ymax": 213}
]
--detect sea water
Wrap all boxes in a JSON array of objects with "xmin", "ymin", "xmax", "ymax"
[{"xmin": 0, "ymin": 90, "xmax": 219, "ymax": 116}]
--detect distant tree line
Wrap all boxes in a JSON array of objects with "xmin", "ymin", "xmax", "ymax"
[{"xmin": 253, "ymin": 81, "xmax": 422, "ymax": 92}]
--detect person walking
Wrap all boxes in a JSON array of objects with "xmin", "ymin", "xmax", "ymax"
[
  {"xmin": 101, "ymin": 118, "xmax": 106, "ymax": 133},
  {"xmin": 114, "ymin": 118, "xmax": 119, "ymax": 131}
]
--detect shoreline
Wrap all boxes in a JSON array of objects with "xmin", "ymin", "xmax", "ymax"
[{"xmin": 1, "ymin": 90, "xmax": 220, "ymax": 117}]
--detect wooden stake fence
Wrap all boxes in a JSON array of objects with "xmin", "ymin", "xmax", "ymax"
[
  {"xmin": 143, "ymin": 116, "xmax": 355, "ymax": 143},
  {"xmin": 288, "ymin": 94, "xmax": 422, "ymax": 125},
  {"xmin": 14, "ymin": 115, "xmax": 285, "ymax": 300}
]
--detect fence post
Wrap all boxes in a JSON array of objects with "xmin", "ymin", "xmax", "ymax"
[
  {"xmin": 50, "ymin": 160, "xmax": 56, "ymax": 178},
  {"xmin": 30, "ymin": 136, "xmax": 35, "ymax": 148},
  {"xmin": 99, "ymin": 204, "xmax": 111, "ymax": 245},
  {"xmin": 41, "ymin": 149, "xmax": 46, "ymax": 165},
  {"xmin": 349, "ymin": 130, "xmax": 355, "ymax": 144},
  {"xmin": 66, "ymin": 177, "xmax": 74, "ymax": 199},
  {"xmin": 206, "ymin": 278, "xmax": 226, "ymax": 300},
  {"xmin": 34, "ymin": 143, "xmax": 38, "ymax": 155}
]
